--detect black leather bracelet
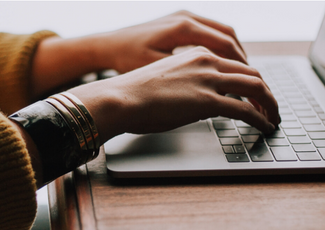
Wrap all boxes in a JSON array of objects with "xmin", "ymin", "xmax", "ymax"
[{"xmin": 9, "ymin": 100, "xmax": 90, "ymax": 184}]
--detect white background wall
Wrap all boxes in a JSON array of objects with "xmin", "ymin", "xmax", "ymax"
[{"xmin": 0, "ymin": 1, "xmax": 325, "ymax": 42}]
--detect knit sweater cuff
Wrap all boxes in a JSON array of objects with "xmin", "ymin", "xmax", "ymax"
[
  {"xmin": 0, "ymin": 112, "xmax": 37, "ymax": 230},
  {"xmin": 0, "ymin": 30, "xmax": 58, "ymax": 114}
]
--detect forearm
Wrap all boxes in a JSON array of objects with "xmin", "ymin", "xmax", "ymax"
[{"xmin": 31, "ymin": 34, "xmax": 116, "ymax": 99}]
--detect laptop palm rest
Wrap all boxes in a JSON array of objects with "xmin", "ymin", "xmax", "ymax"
[{"xmin": 105, "ymin": 121, "xmax": 224, "ymax": 178}]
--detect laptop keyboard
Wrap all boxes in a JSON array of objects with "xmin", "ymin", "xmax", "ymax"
[{"xmin": 212, "ymin": 63, "xmax": 325, "ymax": 163}]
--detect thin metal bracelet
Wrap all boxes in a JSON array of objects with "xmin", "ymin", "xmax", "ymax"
[
  {"xmin": 49, "ymin": 94, "xmax": 96, "ymax": 162},
  {"xmin": 60, "ymin": 92, "xmax": 100, "ymax": 159},
  {"xmin": 45, "ymin": 98, "xmax": 87, "ymax": 151}
]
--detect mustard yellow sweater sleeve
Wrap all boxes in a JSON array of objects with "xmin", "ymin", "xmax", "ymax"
[
  {"xmin": 0, "ymin": 113, "xmax": 37, "ymax": 230},
  {"xmin": 0, "ymin": 31, "xmax": 58, "ymax": 115},
  {"xmin": 0, "ymin": 31, "xmax": 57, "ymax": 230}
]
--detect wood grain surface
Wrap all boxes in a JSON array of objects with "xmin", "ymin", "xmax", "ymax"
[{"xmin": 49, "ymin": 41, "xmax": 325, "ymax": 230}]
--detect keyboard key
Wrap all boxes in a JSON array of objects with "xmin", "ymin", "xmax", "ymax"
[
  {"xmin": 279, "ymin": 107, "xmax": 292, "ymax": 114},
  {"xmin": 233, "ymin": 145, "xmax": 246, "ymax": 154},
  {"xmin": 265, "ymin": 129, "xmax": 285, "ymax": 138},
  {"xmin": 309, "ymin": 100, "xmax": 320, "ymax": 106},
  {"xmin": 216, "ymin": 130, "xmax": 238, "ymax": 137},
  {"xmin": 292, "ymin": 144, "xmax": 315, "ymax": 152},
  {"xmin": 314, "ymin": 106, "xmax": 324, "ymax": 113},
  {"xmin": 291, "ymin": 104, "xmax": 311, "ymax": 111},
  {"xmin": 266, "ymin": 138, "xmax": 289, "ymax": 146},
  {"xmin": 318, "ymin": 113, "xmax": 325, "ymax": 120},
  {"xmin": 288, "ymin": 136, "xmax": 311, "ymax": 144},
  {"xmin": 283, "ymin": 92, "xmax": 302, "ymax": 98},
  {"xmin": 317, "ymin": 148, "xmax": 325, "ymax": 160},
  {"xmin": 304, "ymin": 124, "xmax": 325, "ymax": 132},
  {"xmin": 238, "ymin": 127, "xmax": 260, "ymax": 135},
  {"xmin": 296, "ymin": 152, "xmax": 321, "ymax": 161},
  {"xmin": 283, "ymin": 128, "xmax": 306, "ymax": 136},
  {"xmin": 308, "ymin": 132, "xmax": 325, "ymax": 140},
  {"xmin": 278, "ymin": 101, "xmax": 289, "ymax": 107},
  {"xmin": 241, "ymin": 135, "xmax": 263, "ymax": 143},
  {"xmin": 211, "ymin": 116, "xmax": 230, "ymax": 121},
  {"xmin": 274, "ymin": 80, "xmax": 294, "ymax": 86},
  {"xmin": 226, "ymin": 154, "xmax": 250, "ymax": 162},
  {"xmin": 299, "ymin": 117, "xmax": 321, "ymax": 124},
  {"xmin": 219, "ymin": 138, "xmax": 242, "ymax": 146},
  {"xmin": 305, "ymin": 94, "xmax": 315, "ymax": 100},
  {"xmin": 222, "ymin": 146, "xmax": 234, "ymax": 154},
  {"xmin": 274, "ymin": 94, "xmax": 284, "ymax": 101},
  {"xmin": 280, "ymin": 114, "xmax": 297, "ymax": 121},
  {"xmin": 245, "ymin": 143, "xmax": 273, "ymax": 162},
  {"xmin": 287, "ymin": 98, "xmax": 306, "ymax": 104},
  {"xmin": 295, "ymin": 110, "xmax": 316, "ymax": 117},
  {"xmin": 213, "ymin": 121, "xmax": 235, "ymax": 130},
  {"xmin": 277, "ymin": 85, "xmax": 297, "ymax": 91},
  {"xmin": 271, "ymin": 147, "xmax": 297, "ymax": 161},
  {"xmin": 234, "ymin": 120, "xmax": 251, "ymax": 128},
  {"xmin": 280, "ymin": 121, "xmax": 302, "ymax": 129},
  {"xmin": 313, "ymin": 140, "xmax": 325, "ymax": 148}
]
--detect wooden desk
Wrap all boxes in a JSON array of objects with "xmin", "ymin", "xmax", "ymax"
[{"xmin": 49, "ymin": 41, "xmax": 325, "ymax": 230}]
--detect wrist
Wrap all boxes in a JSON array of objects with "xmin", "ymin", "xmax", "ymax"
[
  {"xmin": 67, "ymin": 79, "xmax": 127, "ymax": 144},
  {"xmin": 83, "ymin": 31, "xmax": 120, "ymax": 71},
  {"xmin": 31, "ymin": 36, "xmax": 111, "ymax": 98}
]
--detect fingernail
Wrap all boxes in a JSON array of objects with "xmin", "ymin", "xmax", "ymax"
[{"xmin": 268, "ymin": 122, "xmax": 275, "ymax": 133}]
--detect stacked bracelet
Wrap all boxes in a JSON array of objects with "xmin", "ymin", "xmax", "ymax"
[
  {"xmin": 47, "ymin": 92, "xmax": 100, "ymax": 160},
  {"xmin": 9, "ymin": 92, "xmax": 99, "ymax": 184}
]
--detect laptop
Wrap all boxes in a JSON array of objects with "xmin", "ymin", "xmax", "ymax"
[{"xmin": 104, "ymin": 15, "xmax": 325, "ymax": 179}]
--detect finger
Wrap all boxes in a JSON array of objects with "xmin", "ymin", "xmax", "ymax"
[
  {"xmin": 212, "ymin": 56, "xmax": 272, "ymax": 91},
  {"xmin": 177, "ymin": 10, "xmax": 246, "ymax": 57},
  {"xmin": 164, "ymin": 17, "xmax": 247, "ymax": 64},
  {"xmin": 172, "ymin": 45, "xmax": 197, "ymax": 55},
  {"xmin": 215, "ymin": 57, "xmax": 260, "ymax": 77},
  {"xmin": 212, "ymin": 95, "xmax": 275, "ymax": 134},
  {"xmin": 189, "ymin": 22, "xmax": 247, "ymax": 64},
  {"xmin": 214, "ymin": 73, "xmax": 279, "ymax": 126}
]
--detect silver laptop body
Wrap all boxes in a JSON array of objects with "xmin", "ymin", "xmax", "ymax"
[{"xmin": 104, "ymin": 16, "xmax": 325, "ymax": 179}]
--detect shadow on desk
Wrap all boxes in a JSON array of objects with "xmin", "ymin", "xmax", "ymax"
[{"xmin": 108, "ymin": 173, "xmax": 325, "ymax": 186}]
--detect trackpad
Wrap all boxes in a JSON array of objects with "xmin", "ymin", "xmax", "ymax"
[{"xmin": 104, "ymin": 120, "xmax": 222, "ymax": 175}]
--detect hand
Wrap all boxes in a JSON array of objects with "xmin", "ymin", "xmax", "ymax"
[
  {"xmin": 31, "ymin": 10, "xmax": 246, "ymax": 99},
  {"xmin": 68, "ymin": 47, "xmax": 279, "ymax": 144},
  {"xmin": 94, "ymin": 10, "xmax": 247, "ymax": 73}
]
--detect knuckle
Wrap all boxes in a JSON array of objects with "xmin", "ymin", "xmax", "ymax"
[
  {"xmin": 200, "ymin": 91, "xmax": 220, "ymax": 110},
  {"xmin": 223, "ymin": 38, "xmax": 236, "ymax": 51},
  {"xmin": 250, "ymin": 77, "xmax": 267, "ymax": 95},
  {"xmin": 193, "ymin": 51, "xmax": 215, "ymax": 65},
  {"xmin": 193, "ymin": 46, "xmax": 211, "ymax": 54},
  {"xmin": 198, "ymin": 71, "xmax": 216, "ymax": 83},
  {"xmin": 175, "ymin": 17, "xmax": 195, "ymax": 31},
  {"xmin": 174, "ymin": 10, "xmax": 191, "ymax": 16},
  {"xmin": 225, "ymin": 26, "xmax": 236, "ymax": 37},
  {"xmin": 249, "ymin": 66, "xmax": 262, "ymax": 78},
  {"xmin": 240, "ymin": 102, "xmax": 254, "ymax": 116}
]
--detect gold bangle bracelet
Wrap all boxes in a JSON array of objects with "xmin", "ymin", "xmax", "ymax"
[
  {"xmin": 60, "ymin": 92, "xmax": 100, "ymax": 152},
  {"xmin": 50, "ymin": 94, "xmax": 94, "ymax": 151},
  {"xmin": 45, "ymin": 98, "xmax": 87, "ymax": 151}
]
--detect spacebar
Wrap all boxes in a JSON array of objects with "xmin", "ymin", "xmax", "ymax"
[{"xmin": 245, "ymin": 143, "xmax": 274, "ymax": 162}]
